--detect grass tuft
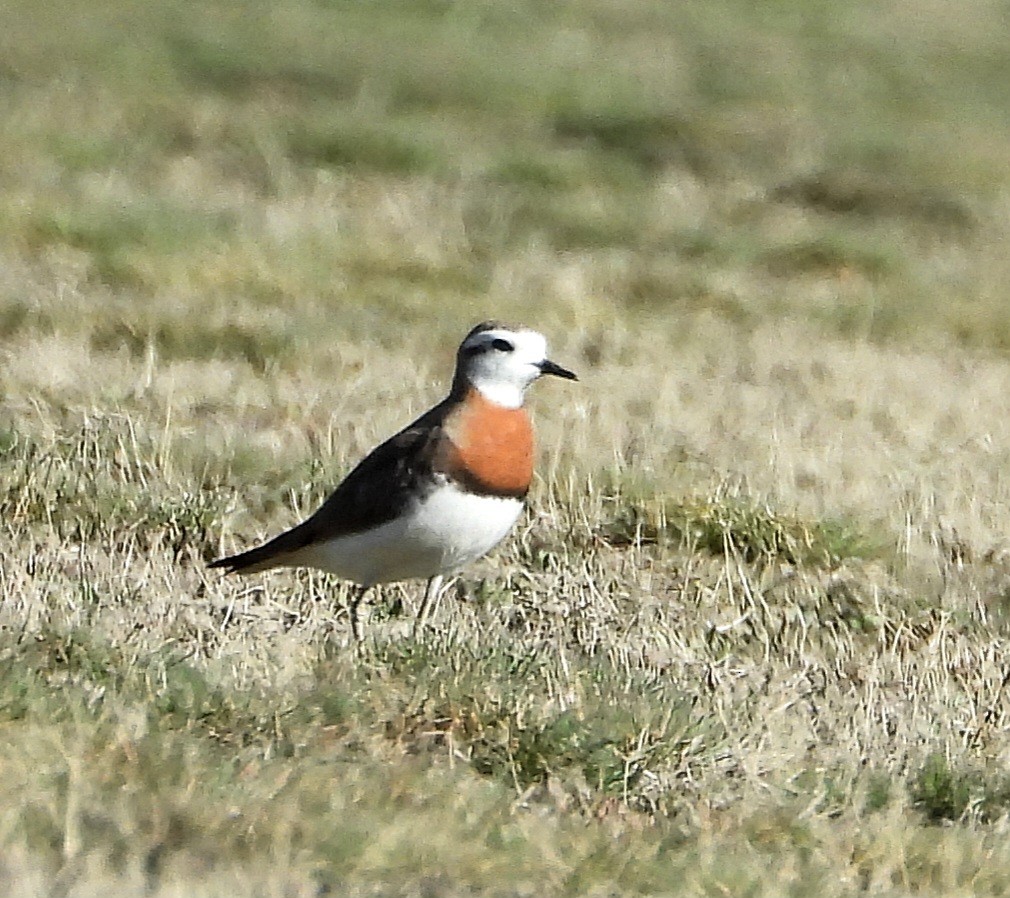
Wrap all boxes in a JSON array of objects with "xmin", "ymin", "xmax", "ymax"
[
  {"xmin": 912, "ymin": 754, "xmax": 1010, "ymax": 824},
  {"xmin": 551, "ymin": 109, "xmax": 717, "ymax": 176},
  {"xmin": 602, "ymin": 491, "xmax": 886, "ymax": 567}
]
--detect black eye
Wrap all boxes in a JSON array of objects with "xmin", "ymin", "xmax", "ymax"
[{"xmin": 491, "ymin": 338, "xmax": 514, "ymax": 352}]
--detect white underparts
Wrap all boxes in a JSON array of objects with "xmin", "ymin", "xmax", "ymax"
[{"xmin": 292, "ymin": 482, "xmax": 524, "ymax": 587}]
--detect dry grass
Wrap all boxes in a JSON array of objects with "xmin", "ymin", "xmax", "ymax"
[{"xmin": 4, "ymin": 0, "xmax": 1010, "ymax": 894}]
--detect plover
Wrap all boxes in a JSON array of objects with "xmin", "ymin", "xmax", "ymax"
[{"xmin": 210, "ymin": 322, "xmax": 577, "ymax": 639}]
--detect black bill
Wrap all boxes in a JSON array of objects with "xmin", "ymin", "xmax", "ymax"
[{"xmin": 538, "ymin": 359, "xmax": 578, "ymax": 381}]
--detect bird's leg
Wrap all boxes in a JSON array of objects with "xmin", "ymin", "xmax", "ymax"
[
  {"xmin": 348, "ymin": 584, "xmax": 369, "ymax": 643},
  {"xmin": 413, "ymin": 574, "xmax": 444, "ymax": 635}
]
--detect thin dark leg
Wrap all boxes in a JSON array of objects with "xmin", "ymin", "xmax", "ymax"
[{"xmin": 349, "ymin": 584, "xmax": 369, "ymax": 642}]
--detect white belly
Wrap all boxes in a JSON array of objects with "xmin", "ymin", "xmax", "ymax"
[{"xmin": 295, "ymin": 484, "xmax": 524, "ymax": 586}]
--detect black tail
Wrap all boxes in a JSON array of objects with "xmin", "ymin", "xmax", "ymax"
[
  {"xmin": 208, "ymin": 545, "xmax": 276, "ymax": 574},
  {"xmin": 209, "ymin": 523, "xmax": 311, "ymax": 574}
]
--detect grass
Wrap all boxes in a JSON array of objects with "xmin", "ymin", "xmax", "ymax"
[{"xmin": 4, "ymin": 0, "xmax": 1010, "ymax": 893}]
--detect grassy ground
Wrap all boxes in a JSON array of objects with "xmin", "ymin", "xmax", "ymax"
[{"xmin": 4, "ymin": 0, "xmax": 1010, "ymax": 894}]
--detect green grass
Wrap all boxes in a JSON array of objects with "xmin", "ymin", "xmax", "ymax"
[
  {"xmin": 3, "ymin": 0, "xmax": 1009, "ymax": 349},
  {"xmin": 601, "ymin": 489, "xmax": 888, "ymax": 567},
  {"xmin": 4, "ymin": 0, "xmax": 1010, "ymax": 893},
  {"xmin": 911, "ymin": 754, "xmax": 1010, "ymax": 825}
]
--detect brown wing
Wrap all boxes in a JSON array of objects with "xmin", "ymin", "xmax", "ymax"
[{"xmin": 209, "ymin": 401, "xmax": 451, "ymax": 574}]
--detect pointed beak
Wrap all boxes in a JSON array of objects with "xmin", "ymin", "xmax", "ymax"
[{"xmin": 537, "ymin": 359, "xmax": 578, "ymax": 381}]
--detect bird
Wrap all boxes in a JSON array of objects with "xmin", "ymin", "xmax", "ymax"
[{"xmin": 209, "ymin": 321, "xmax": 577, "ymax": 640}]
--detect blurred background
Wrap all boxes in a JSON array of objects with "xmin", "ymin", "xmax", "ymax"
[{"xmin": 3, "ymin": 0, "xmax": 1009, "ymax": 360}]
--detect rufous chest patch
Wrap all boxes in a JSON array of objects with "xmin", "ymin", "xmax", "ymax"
[{"xmin": 440, "ymin": 389, "xmax": 534, "ymax": 498}]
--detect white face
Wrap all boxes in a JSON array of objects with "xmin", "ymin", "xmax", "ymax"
[{"xmin": 458, "ymin": 327, "xmax": 560, "ymax": 408}]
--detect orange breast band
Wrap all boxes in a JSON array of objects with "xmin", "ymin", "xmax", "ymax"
[{"xmin": 441, "ymin": 389, "xmax": 533, "ymax": 498}]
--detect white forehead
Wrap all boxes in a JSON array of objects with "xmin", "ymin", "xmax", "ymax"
[{"xmin": 463, "ymin": 327, "xmax": 547, "ymax": 358}]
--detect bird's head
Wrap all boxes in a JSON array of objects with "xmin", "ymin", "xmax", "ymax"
[{"xmin": 453, "ymin": 322, "xmax": 577, "ymax": 408}]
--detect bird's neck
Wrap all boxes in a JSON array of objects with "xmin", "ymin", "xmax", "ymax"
[{"xmin": 450, "ymin": 372, "xmax": 525, "ymax": 409}]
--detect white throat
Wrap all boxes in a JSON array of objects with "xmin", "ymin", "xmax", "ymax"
[{"xmin": 468, "ymin": 375, "xmax": 525, "ymax": 409}]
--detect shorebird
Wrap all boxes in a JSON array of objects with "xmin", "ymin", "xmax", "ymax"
[{"xmin": 209, "ymin": 322, "xmax": 577, "ymax": 639}]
